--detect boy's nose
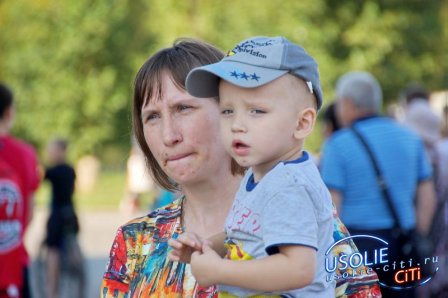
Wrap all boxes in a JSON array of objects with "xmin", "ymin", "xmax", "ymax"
[{"xmin": 231, "ymin": 116, "xmax": 247, "ymax": 133}]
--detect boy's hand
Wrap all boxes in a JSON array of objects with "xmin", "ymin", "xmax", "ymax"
[
  {"xmin": 190, "ymin": 241, "xmax": 223, "ymax": 287},
  {"xmin": 168, "ymin": 232, "xmax": 203, "ymax": 263}
]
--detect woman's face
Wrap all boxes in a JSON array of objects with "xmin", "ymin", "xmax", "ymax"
[{"xmin": 141, "ymin": 72, "xmax": 231, "ymax": 187}]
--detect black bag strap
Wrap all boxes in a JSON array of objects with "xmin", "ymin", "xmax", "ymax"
[{"xmin": 351, "ymin": 126, "xmax": 403, "ymax": 231}]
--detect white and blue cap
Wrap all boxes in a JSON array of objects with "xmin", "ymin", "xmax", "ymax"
[{"xmin": 186, "ymin": 36, "xmax": 323, "ymax": 110}]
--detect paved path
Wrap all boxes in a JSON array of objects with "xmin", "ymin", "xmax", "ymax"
[{"xmin": 25, "ymin": 208, "xmax": 141, "ymax": 298}]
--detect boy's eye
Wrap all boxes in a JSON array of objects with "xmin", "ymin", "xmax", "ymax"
[
  {"xmin": 250, "ymin": 108, "xmax": 266, "ymax": 114},
  {"xmin": 221, "ymin": 109, "xmax": 233, "ymax": 115}
]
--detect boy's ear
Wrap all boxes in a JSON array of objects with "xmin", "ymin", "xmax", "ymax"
[{"xmin": 294, "ymin": 107, "xmax": 316, "ymax": 140}]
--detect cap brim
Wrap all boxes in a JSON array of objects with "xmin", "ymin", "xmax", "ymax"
[{"xmin": 186, "ymin": 61, "xmax": 287, "ymax": 98}]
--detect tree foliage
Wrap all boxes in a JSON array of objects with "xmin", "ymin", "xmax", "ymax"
[{"xmin": 0, "ymin": 0, "xmax": 447, "ymax": 160}]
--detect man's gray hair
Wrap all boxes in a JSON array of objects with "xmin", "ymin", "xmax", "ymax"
[{"xmin": 335, "ymin": 71, "xmax": 383, "ymax": 113}]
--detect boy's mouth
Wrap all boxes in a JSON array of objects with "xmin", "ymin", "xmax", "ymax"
[{"xmin": 231, "ymin": 140, "xmax": 250, "ymax": 156}]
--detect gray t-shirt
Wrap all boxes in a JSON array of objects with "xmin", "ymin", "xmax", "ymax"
[{"xmin": 220, "ymin": 152, "xmax": 335, "ymax": 297}]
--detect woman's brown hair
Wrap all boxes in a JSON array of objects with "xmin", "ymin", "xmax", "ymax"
[{"xmin": 133, "ymin": 38, "xmax": 244, "ymax": 191}]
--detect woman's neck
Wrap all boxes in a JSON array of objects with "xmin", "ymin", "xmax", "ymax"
[{"xmin": 181, "ymin": 172, "xmax": 242, "ymax": 238}]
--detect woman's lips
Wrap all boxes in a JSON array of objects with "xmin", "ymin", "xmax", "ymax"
[
  {"xmin": 232, "ymin": 140, "xmax": 250, "ymax": 156},
  {"xmin": 164, "ymin": 153, "xmax": 192, "ymax": 166}
]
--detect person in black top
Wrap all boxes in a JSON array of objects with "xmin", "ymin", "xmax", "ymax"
[{"xmin": 44, "ymin": 139, "xmax": 79, "ymax": 298}]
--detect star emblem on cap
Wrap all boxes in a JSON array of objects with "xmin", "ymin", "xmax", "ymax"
[
  {"xmin": 230, "ymin": 71, "xmax": 239, "ymax": 78},
  {"xmin": 240, "ymin": 72, "xmax": 249, "ymax": 80},
  {"xmin": 250, "ymin": 73, "xmax": 260, "ymax": 81},
  {"xmin": 226, "ymin": 50, "xmax": 236, "ymax": 57}
]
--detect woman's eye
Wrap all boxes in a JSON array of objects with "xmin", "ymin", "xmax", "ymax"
[
  {"xmin": 178, "ymin": 104, "xmax": 192, "ymax": 112},
  {"xmin": 145, "ymin": 113, "xmax": 159, "ymax": 122},
  {"xmin": 221, "ymin": 109, "xmax": 233, "ymax": 115}
]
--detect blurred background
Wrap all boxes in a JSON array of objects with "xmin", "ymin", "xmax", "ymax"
[{"xmin": 1, "ymin": 0, "xmax": 447, "ymax": 297}]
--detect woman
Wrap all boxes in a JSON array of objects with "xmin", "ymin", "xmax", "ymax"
[
  {"xmin": 101, "ymin": 38, "xmax": 242, "ymax": 297},
  {"xmin": 101, "ymin": 38, "xmax": 380, "ymax": 297}
]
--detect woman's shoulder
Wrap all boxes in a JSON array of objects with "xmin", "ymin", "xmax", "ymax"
[
  {"xmin": 103, "ymin": 198, "xmax": 184, "ymax": 288},
  {"xmin": 119, "ymin": 198, "xmax": 183, "ymax": 236}
]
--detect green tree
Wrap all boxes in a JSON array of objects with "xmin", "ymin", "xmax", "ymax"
[
  {"xmin": 0, "ymin": 0, "xmax": 157, "ymax": 160},
  {"xmin": 1, "ymin": 0, "xmax": 447, "ymax": 158}
]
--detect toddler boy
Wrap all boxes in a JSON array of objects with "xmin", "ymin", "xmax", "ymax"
[{"xmin": 170, "ymin": 36, "xmax": 335, "ymax": 297}]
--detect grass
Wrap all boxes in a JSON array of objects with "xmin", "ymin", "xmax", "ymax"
[{"xmin": 35, "ymin": 171, "xmax": 156, "ymax": 210}]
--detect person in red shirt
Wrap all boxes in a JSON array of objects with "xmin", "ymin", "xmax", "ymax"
[{"xmin": 0, "ymin": 83, "xmax": 40, "ymax": 298}]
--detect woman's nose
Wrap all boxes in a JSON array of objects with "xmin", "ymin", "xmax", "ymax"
[{"xmin": 162, "ymin": 118, "xmax": 182, "ymax": 146}]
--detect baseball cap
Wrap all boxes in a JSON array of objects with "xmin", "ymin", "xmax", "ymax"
[{"xmin": 186, "ymin": 36, "xmax": 323, "ymax": 109}]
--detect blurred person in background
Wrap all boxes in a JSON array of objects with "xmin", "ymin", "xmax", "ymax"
[
  {"xmin": 400, "ymin": 83, "xmax": 430, "ymax": 107},
  {"xmin": 152, "ymin": 188, "xmax": 176, "ymax": 210},
  {"xmin": 101, "ymin": 39, "xmax": 380, "ymax": 298},
  {"xmin": 403, "ymin": 91, "xmax": 448, "ymax": 297},
  {"xmin": 391, "ymin": 83, "xmax": 431, "ymax": 122},
  {"xmin": 0, "ymin": 83, "xmax": 40, "ymax": 298},
  {"xmin": 322, "ymin": 102, "xmax": 341, "ymax": 140},
  {"xmin": 320, "ymin": 71, "xmax": 437, "ymax": 298},
  {"xmin": 314, "ymin": 102, "xmax": 342, "ymax": 167},
  {"xmin": 120, "ymin": 139, "xmax": 156, "ymax": 215},
  {"xmin": 44, "ymin": 139, "xmax": 82, "ymax": 298}
]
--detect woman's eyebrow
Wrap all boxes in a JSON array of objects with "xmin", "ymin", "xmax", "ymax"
[
  {"xmin": 167, "ymin": 97, "xmax": 198, "ymax": 107},
  {"xmin": 141, "ymin": 104, "xmax": 158, "ymax": 117}
]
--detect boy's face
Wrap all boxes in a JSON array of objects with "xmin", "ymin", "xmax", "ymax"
[{"xmin": 219, "ymin": 74, "xmax": 315, "ymax": 179}]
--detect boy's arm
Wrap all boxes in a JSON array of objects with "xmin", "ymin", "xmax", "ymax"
[
  {"xmin": 168, "ymin": 231, "xmax": 226, "ymax": 263},
  {"xmin": 168, "ymin": 232, "xmax": 203, "ymax": 263},
  {"xmin": 206, "ymin": 232, "xmax": 227, "ymax": 257},
  {"xmin": 192, "ymin": 184, "xmax": 321, "ymax": 291},
  {"xmin": 191, "ymin": 244, "xmax": 316, "ymax": 291}
]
